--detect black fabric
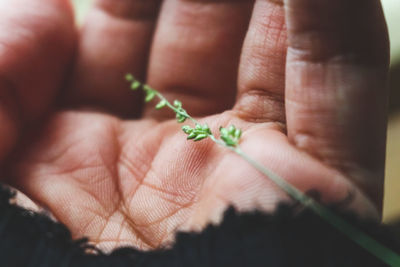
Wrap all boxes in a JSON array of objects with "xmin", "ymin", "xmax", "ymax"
[{"xmin": 0, "ymin": 185, "xmax": 399, "ymax": 267}]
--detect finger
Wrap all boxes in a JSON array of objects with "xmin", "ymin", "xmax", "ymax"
[
  {"xmin": 145, "ymin": 0, "xmax": 254, "ymax": 119},
  {"xmin": 65, "ymin": 0, "xmax": 162, "ymax": 118},
  {"xmin": 234, "ymin": 0, "xmax": 287, "ymax": 123},
  {"xmin": 284, "ymin": 0, "xmax": 390, "ymax": 207},
  {"xmin": 0, "ymin": 0, "xmax": 75, "ymax": 162}
]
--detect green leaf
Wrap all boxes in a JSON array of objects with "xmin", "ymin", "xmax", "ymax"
[
  {"xmin": 173, "ymin": 100, "xmax": 182, "ymax": 108},
  {"xmin": 203, "ymin": 124, "xmax": 212, "ymax": 135},
  {"xmin": 221, "ymin": 135, "xmax": 236, "ymax": 146},
  {"xmin": 194, "ymin": 134, "xmax": 208, "ymax": 141},
  {"xmin": 176, "ymin": 114, "xmax": 186, "ymax": 123},
  {"xmin": 220, "ymin": 127, "xmax": 228, "ymax": 137},
  {"xmin": 145, "ymin": 91, "xmax": 156, "ymax": 102},
  {"xmin": 143, "ymin": 85, "xmax": 153, "ymax": 91},
  {"xmin": 234, "ymin": 128, "xmax": 242, "ymax": 139},
  {"xmin": 187, "ymin": 132, "xmax": 197, "ymax": 139},
  {"xmin": 156, "ymin": 100, "xmax": 167, "ymax": 109},
  {"xmin": 182, "ymin": 125, "xmax": 193, "ymax": 134},
  {"xmin": 131, "ymin": 81, "xmax": 141, "ymax": 90},
  {"xmin": 219, "ymin": 126, "xmax": 241, "ymax": 147},
  {"xmin": 125, "ymin": 74, "xmax": 134, "ymax": 81},
  {"xmin": 228, "ymin": 125, "xmax": 236, "ymax": 135}
]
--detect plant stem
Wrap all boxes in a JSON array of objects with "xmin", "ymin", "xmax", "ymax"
[
  {"xmin": 128, "ymin": 76, "xmax": 400, "ymax": 266},
  {"xmin": 231, "ymin": 148, "xmax": 400, "ymax": 267},
  {"xmin": 154, "ymin": 92, "xmax": 200, "ymax": 125},
  {"xmin": 164, "ymin": 90, "xmax": 400, "ymax": 266}
]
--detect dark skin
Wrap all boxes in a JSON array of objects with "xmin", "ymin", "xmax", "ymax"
[{"xmin": 0, "ymin": 0, "xmax": 389, "ymax": 251}]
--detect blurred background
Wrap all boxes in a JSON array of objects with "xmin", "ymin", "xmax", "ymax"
[
  {"xmin": 382, "ymin": 0, "xmax": 400, "ymax": 223},
  {"xmin": 71, "ymin": 0, "xmax": 400, "ymax": 222}
]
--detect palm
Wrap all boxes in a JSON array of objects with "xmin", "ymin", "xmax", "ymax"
[
  {"xmin": 9, "ymin": 109, "xmax": 345, "ymax": 250},
  {"xmin": 0, "ymin": 0, "xmax": 389, "ymax": 252}
]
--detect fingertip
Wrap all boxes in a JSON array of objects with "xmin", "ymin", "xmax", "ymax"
[{"xmin": 283, "ymin": 0, "xmax": 389, "ymax": 66}]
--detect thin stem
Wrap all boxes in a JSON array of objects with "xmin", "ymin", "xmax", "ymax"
[
  {"xmin": 127, "ymin": 76, "xmax": 400, "ymax": 266},
  {"xmin": 154, "ymin": 92, "xmax": 200, "ymax": 125},
  {"xmin": 209, "ymin": 134, "xmax": 226, "ymax": 147},
  {"xmin": 221, "ymin": 140, "xmax": 400, "ymax": 266}
]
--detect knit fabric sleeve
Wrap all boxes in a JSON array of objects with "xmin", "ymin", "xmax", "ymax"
[{"xmin": 0, "ymin": 184, "xmax": 398, "ymax": 267}]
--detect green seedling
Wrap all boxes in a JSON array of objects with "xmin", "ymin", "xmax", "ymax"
[{"xmin": 126, "ymin": 74, "xmax": 400, "ymax": 266}]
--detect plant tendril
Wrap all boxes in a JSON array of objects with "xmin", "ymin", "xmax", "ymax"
[{"xmin": 126, "ymin": 74, "xmax": 400, "ymax": 266}]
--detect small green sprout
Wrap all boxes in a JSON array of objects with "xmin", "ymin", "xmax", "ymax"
[
  {"xmin": 182, "ymin": 124, "xmax": 212, "ymax": 142},
  {"xmin": 131, "ymin": 81, "xmax": 141, "ymax": 90},
  {"xmin": 124, "ymin": 73, "xmax": 400, "ymax": 266},
  {"xmin": 125, "ymin": 74, "xmax": 134, "ymax": 81},
  {"xmin": 173, "ymin": 100, "xmax": 182, "ymax": 108},
  {"xmin": 125, "ymin": 75, "xmax": 191, "ymax": 124},
  {"xmin": 156, "ymin": 100, "xmax": 167, "ymax": 110},
  {"xmin": 176, "ymin": 113, "xmax": 187, "ymax": 123},
  {"xmin": 220, "ymin": 125, "xmax": 242, "ymax": 147},
  {"xmin": 142, "ymin": 85, "xmax": 155, "ymax": 102},
  {"xmin": 126, "ymin": 74, "xmax": 141, "ymax": 90},
  {"xmin": 173, "ymin": 100, "xmax": 189, "ymax": 123}
]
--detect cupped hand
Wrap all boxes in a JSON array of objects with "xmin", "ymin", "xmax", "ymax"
[{"xmin": 0, "ymin": 0, "xmax": 389, "ymax": 251}]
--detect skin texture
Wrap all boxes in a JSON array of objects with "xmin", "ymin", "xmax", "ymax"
[{"xmin": 0, "ymin": 0, "xmax": 389, "ymax": 251}]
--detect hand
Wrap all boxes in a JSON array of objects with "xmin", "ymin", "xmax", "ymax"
[{"xmin": 0, "ymin": 0, "xmax": 389, "ymax": 251}]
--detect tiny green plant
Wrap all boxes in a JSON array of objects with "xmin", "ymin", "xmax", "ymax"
[{"xmin": 126, "ymin": 74, "xmax": 400, "ymax": 266}]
